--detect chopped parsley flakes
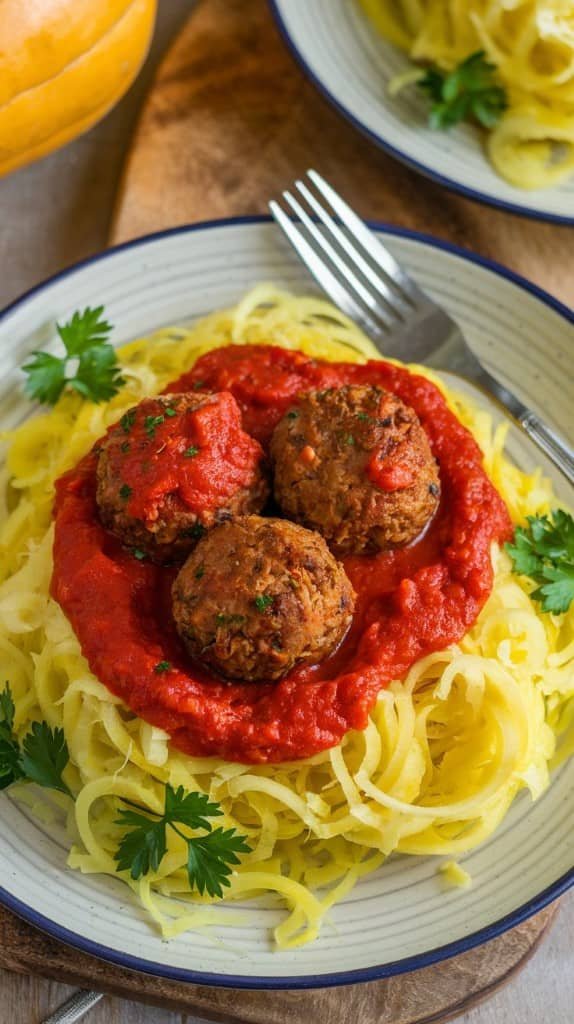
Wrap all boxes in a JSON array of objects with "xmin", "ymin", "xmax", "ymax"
[
  {"xmin": 145, "ymin": 414, "xmax": 165, "ymax": 438},
  {"xmin": 120, "ymin": 410, "xmax": 136, "ymax": 434}
]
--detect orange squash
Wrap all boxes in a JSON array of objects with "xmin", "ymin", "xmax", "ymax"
[{"xmin": 0, "ymin": 0, "xmax": 157, "ymax": 177}]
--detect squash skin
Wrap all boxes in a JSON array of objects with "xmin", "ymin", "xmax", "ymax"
[{"xmin": 0, "ymin": 0, "xmax": 157, "ymax": 177}]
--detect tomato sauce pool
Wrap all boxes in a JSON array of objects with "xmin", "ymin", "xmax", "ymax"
[{"xmin": 51, "ymin": 345, "xmax": 512, "ymax": 764}]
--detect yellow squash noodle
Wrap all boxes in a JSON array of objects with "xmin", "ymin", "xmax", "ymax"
[
  {"xmin": 0, "ymin": 286, "xmax": 573, "ymax": 949},
  {"xmin": 359, "ymin": 0, "xmax": 574, "ymax": 189}
]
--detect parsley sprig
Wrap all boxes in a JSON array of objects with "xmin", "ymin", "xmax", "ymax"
[
  {"xmin": 0, "ymin": 684, "xmax": 72, "ymax": 795},
  {"xmin": 418, "ymin": 51, "xmax": 507, "ymax": 130},
  {"xmin": 23, "ymin": 306, "xmax": 125, "ymax": 405},
  {"xmin": 0, "ymin": 685, "xmax": 250, "ymax": 895},
  {"xmin": 506, "ymin": 509, "xmax": 574, "ymax": 614},
  {"xmin": 114, "ymin": 785, "xmax": 250, "ymax": 897}
]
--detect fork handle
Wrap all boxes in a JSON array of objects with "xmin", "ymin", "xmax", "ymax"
[
  {"xmin": 519, "ymin": 411, "xmax": 574, "ymax": 485},
  {"xmin": 474, "ymin": 367, "xmax": 574, "ymax": 486}
]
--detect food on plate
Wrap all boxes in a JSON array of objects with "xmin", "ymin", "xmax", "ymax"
[
  {"xmin": 50, "ymin": 327, "xmax": 510, "ymax": 764},
  {"xmin": 270, "ymin": 384, "xmax": 440, "ymax": 554},
  {"xmin": 359, "ymin": 0, "xmax": 574, "ymax": 189},
  {"xmin": 1, "ymin": 285, "xmax": 573, "ymax": 951},
  {"xmin": 172, "ymin": 515, "xmax": 355, "ymax": 681},
  {"xmin": 410, "ymin": 51, "xmax": 507, "ymax": 131},
  {"xmin": 96, "ymin": 392, "xmax": 269, "ymax": 563},
  {"xmin": 0, "ymin": 683, "xmax": 251, "ymax": 899}
]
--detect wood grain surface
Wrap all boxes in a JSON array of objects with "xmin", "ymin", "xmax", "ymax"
[
  {"xmin": 0, "ymin": 902, "xmax": 560, "ymax": 1024},
  {"xmin": 111, "ymin": 0, "xmax": 573, "ymax": 308},
  {"xmin": 0, "ymin": 0, "xmax": 571, "ymax": 1020}
]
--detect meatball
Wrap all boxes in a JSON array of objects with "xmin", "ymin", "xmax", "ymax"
[
  {"xmin": 96, "ymin": 392, "xmax": 269, "ymax": 563},
  {"xmin": 172, "ymin": 516, "xmax": 355, "ymax": 682},
  {"xmin": 270, "ymin": 385, "xmax": 440, "ymax": 555}
]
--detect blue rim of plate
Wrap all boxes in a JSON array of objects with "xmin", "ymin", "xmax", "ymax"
[
  {"xmin": 268, "ymin": 0, "xmax": 574, "ymax": 227},
  {"xmin": 0, "ymin": 216, "xmax": 572, "ymax": 990}
]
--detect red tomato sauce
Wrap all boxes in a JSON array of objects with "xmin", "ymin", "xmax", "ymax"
[
  {"xmin": 102, "ymin": 391, "xmax": 264, "ymax": 522},
  {"xmin": 51, "ymin": 345, "xmax": 512, "ymax": 764}
]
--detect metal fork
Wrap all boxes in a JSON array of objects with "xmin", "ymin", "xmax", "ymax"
[{"xmin": 269, "ymin": 170, "xmax": 574, "ymax": 485}]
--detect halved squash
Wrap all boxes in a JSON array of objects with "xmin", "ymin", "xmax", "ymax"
[{"xmin": 0, "ymin": 0, "xmax": 157, "ymax": 177}]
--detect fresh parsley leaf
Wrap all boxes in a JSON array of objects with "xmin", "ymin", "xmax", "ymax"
[
  {"xmin": 531, "ymin": 566, "xmax": 574, "ymax": 615},
  {"xmin": 506, "ymin": 510, "xmax": 574, "ymax": 614},
  {"xmin": 183, "ymin": 446, "xmax": 199, "ymax": 459},
  {"xmin": 113, "ymin": 784, "xmax": 249, "ymax": 896},
  {"xmin": 0, "ymin": 683, "xmax": 15, "ymax": 733},
  {"xmin": 418, "ymin": 51, "xmax": 507, "ymax": 131},
  {"xmin": 22, "ymin": 352, "xmax": 68, "ymax": 405},
  {"xmin": 164, "ymin": 785, "xmax": 223, "ymax": 832},
  {"xmin": 0, "ymin": 686, "xmax": 72, "ymax": 796},
  {"xmin": 186, "ymin": 827, "xmax": 251, "ymax": 898},
  {"xmin": 0, "ymin": 739, "xmax": 23, "ymax": 789},
  {"xmin": 132, "ymin": 548, "xmax": 147, "ymax": 561},
  {"xmin": 254, "ymin": 594, "xmax": 274, "ymax": 612},
  {"xmin": 19, "ymin": 722, "xmax": 72, "ymax": 797},
  {"xmin": 114, "ymin": 809, "xmax": 167, "ymax": 881},
  {"xmin": 0, "ymin": 685, "xmax": 25, "ymax": 790},
  {"xmin": 0, "ymin": 729, "xmax": 24, "ymax": 791},
  {"xmin": 70, "ymin": 342, "xmax": 125, "ymax": 403},
  {"xmin": 56, "ymin": 306, "xmax": 112, "ymax": 355},
  {"xmin": 154, "ymin": 661, "xmax": 171, "ymax": 674},
  {"xmin": 22, "ymin": 306, "xmax": 125, "ymax": 406},
  {"xmin": 164, "ymin": 407, "xmax": 178, "ymax": 418}
]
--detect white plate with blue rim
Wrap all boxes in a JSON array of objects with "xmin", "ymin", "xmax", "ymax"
[
  {"xmin": 0, "ymin": 217, "xmax": 572, "ymax": 988},
  {"xmin": 269, "ymin": 0, "xmax": 574, "ymax": 225}
]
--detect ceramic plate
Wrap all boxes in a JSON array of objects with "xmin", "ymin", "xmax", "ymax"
[
  {"xmin": 270, "ymin": 0, "xmax": 574, "ymax": 224},
  {"xmin": 0, "ymin": 219, "xmax": 573, "ymax": 988}
]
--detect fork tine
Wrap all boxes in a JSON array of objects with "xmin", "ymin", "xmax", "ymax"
[
  {"xmin": 269, "ymin": 201, "xmax": 388, "ymax": 342},
  {"xmin": 282, "ymin": 190, "xmax": 395, "ymax": 331},
  {"xmin": 294, "ymin": 179, "xmax": 411, "ymax": 320},
  {"xmin": 307, "ymin": 170, "xmax": 423, "ymax": 306}
]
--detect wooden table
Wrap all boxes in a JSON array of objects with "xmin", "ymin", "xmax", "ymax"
[{"xmin": 0, "ymin": 2, "xmax": 572, "ymax": 1021}]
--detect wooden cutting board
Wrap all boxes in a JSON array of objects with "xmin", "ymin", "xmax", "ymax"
[
  {"xmin": 110, "ymin": 0, "xmax": 573, "ymax": 304},
  {"xmin": 0, "ymin": 1, "xmax": 570, "ymax": 1020},
  {"xmin": 0, "ymin": 902, "xmax": 561, "ymax": 1023}
]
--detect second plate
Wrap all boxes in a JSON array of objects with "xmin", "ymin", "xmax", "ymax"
[{"xmin": 270, "ymin": 0, "xmax": 574, "ymax": 224}]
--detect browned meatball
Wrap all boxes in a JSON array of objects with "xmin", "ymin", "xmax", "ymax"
[
  {"xmin": 270, "ymin": 385, "xmax": 440, "ymax": 555},
  {"xmin": 96, "ymin": 392, "xmax": 269, "ymax": 563},
  {"xmin": 172, "ymin": 516, "xmax": 355, "ymax": 682}
]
